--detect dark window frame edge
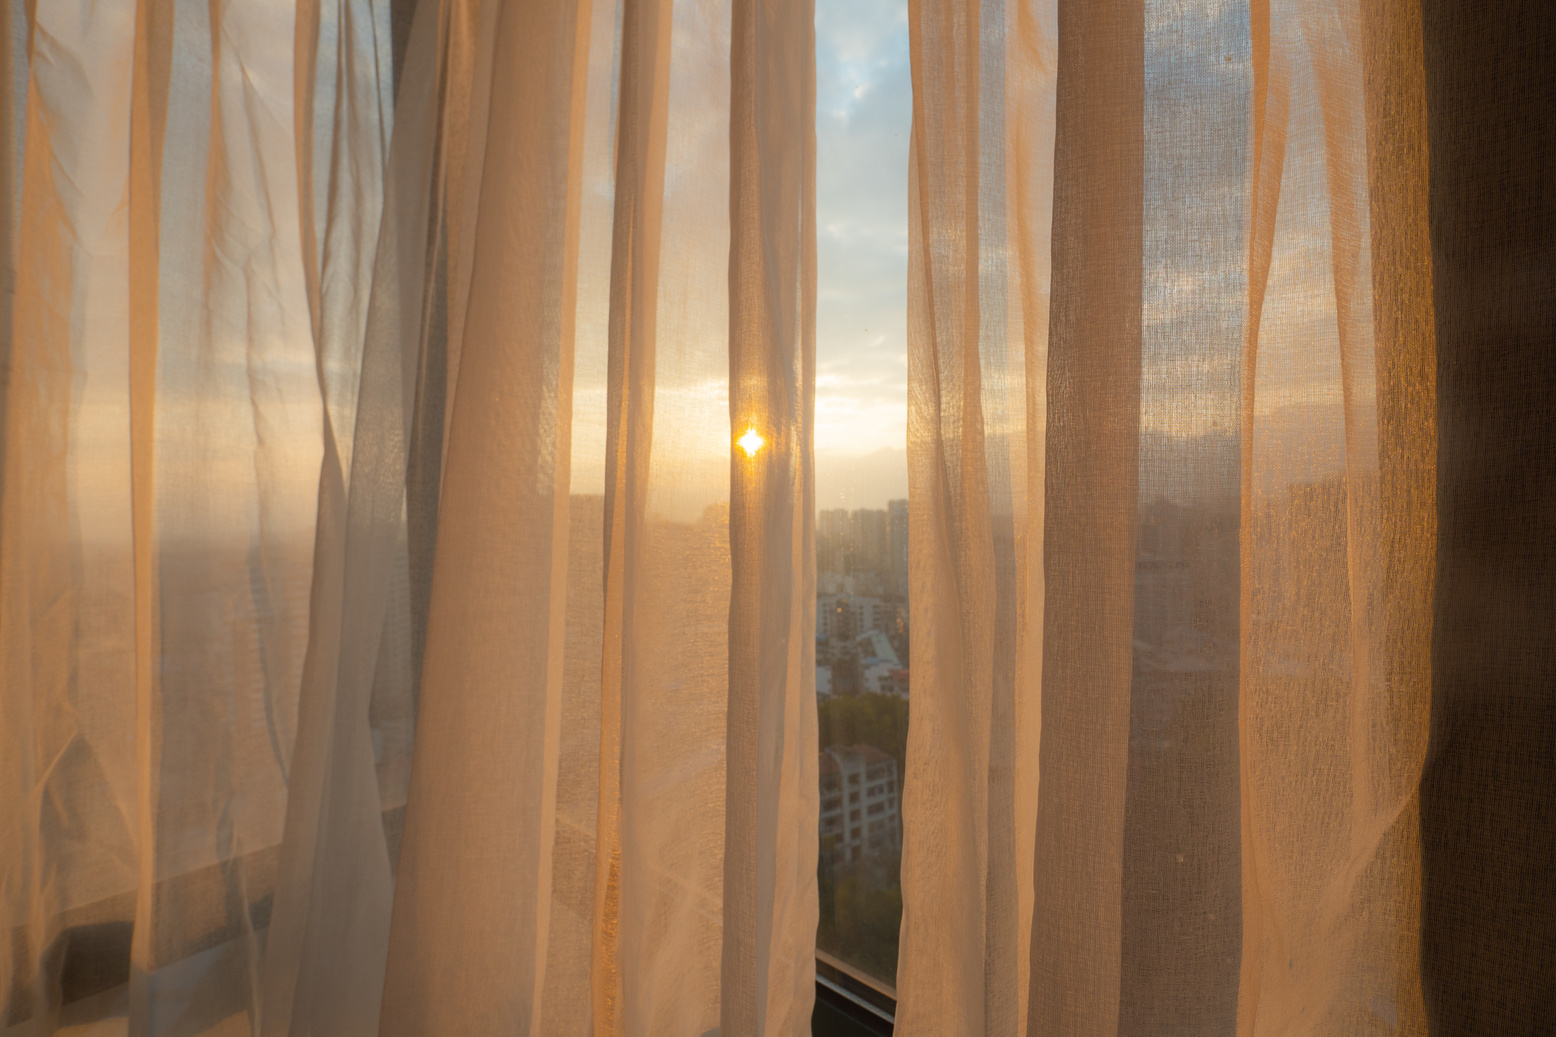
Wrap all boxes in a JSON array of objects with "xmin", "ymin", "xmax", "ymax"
[{"xmin": 815, "ymin": 949, "xmax": 895, "ymax": 1032}]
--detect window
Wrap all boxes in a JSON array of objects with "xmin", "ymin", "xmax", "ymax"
[{"xmin": 813, "ymin": 0, "xmax": 911, "ymax": 1003}]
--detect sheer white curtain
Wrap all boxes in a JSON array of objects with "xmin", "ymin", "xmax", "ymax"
[
  {"xmin": 896, "ymin": 0, "xmax": 1552, "ymax": 1035},
  {"xmin": 0, "ymin": 0, "xmax": 816, "ymax": 1033}
]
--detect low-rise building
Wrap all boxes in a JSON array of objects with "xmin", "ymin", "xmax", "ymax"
[
  {"xmin": 818, "ymin": 595, "xmax": 896, "ymax": 644},
  {"xmin": 854, "ymin": 629, "xmax": 899, "ymax": 668},
  {"xmin": 818, "ymin": 745, "xmax": 900, "ymax": 866}
]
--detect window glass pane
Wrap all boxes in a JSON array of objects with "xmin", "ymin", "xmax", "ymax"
[{"xmin": 814, "ymin": 0, "xmax": 910, "ymax": 991}]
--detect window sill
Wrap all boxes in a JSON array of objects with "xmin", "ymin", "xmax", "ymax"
[{"xmin": 813, "ymin": 950, "xmax": 894, "ymax": 1036}]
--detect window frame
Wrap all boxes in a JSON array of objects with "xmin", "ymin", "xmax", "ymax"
[{"xmin": 815, "ymin": 948, "xmax": 895, "ymax": 1034}]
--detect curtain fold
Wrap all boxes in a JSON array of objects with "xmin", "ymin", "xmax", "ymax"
[
  {"xmin": 590, "ymin": 0, "xmax": 676, "ymax": 1028},
  {"xmin": 1027, "ymin": 0, "xmax": 1143, "ymax": 1029},
  {"xmin": 592, "ymin": 0, "xmax": 737, "ymax": 1029},
  {"xmin": 723, "ymin": 0, "xmax": 818, "ymax": 1031},
  {"xmin": 898, "ymin": 0, "xmax": 1549, "ymax": 1033},
  {"xmin": 0, "ymin": 0, "xmax": 821, "ymax": 1031},
  {"xmin": 260, "ymin": 0, "xmax": 420, "ymax": 1033},
  {"xmin": 378, "ymin": 0, "xmax": 592, "ymax": 1028},
  {"xmin": 4, "ymin": 3, "xmax": 141, "ymax": 1028},
  {"xmin": 1236, "ymin": 0, "xmax": 1435, "ymax": 1029},
  {"xmin": 894, "ymin": 0, "xmax": 1050, "ymax": 1031}
]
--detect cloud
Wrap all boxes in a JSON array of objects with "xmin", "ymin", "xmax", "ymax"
[{"xmin": 814, "ymin": 0, "xmax": 911, "ymax": 479}]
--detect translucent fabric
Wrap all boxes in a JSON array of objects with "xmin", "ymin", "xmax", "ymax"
[
  {"xmin": 895, "ymin": 0, "xmax": 1051, "ymax": 1030},
  {"xmin": 1, "ymin": 1, "xmax": 402, "ymax": 1033},
  {"xmin": 2, "ymin": 0, "xmax": 1549, "ymax": 1033},
  {"xmin": 897, "ymin": 0, "xmax": 1553, "ymax": 1035},
  {"xmin": 1, "ymin": 0, "xmax": 818, "ymax": 1033}
]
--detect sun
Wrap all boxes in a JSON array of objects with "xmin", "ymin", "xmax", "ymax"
[{"xmin": 737, "ymin": 427, "xmax": 766, "ymax": 456}]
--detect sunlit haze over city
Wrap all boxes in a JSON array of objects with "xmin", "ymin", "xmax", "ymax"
[{"xmin": 814, "ymin": 0, "xmax": 910, "ymax": 511}]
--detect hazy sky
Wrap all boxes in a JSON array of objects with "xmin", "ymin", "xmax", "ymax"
[
  {"xmin": 813, "ymin": 0, "xmax": 911, "ymax": 511},
  {"xmin": 810, "ymin": 0, "xmax": 1351, "ymax": 511}
]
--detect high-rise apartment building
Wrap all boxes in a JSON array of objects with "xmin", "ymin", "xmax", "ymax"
[
  {"xmin": 818, "ymin": 506, "xmax": 896, "ymax": 579},
  {"xmin": 888, "ymin": 498, "xmax": 908, "ymax": 598},
  {"xmin": 817, "ymin": 508, "xmax": 851, "ymax": 573},
  {"xmin": 818, "ymin": 508, "xmax": 851, "ymax": 541},
  {"xmin": 849, "ymin": 509, "xmax": 888, "ymax": 571}
]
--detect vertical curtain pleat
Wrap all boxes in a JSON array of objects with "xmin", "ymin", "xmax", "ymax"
[
  {"xmin": 724, "ymin": 0, "xmax": 819, "ymax": 1031},
  {"xmin": 900, "ymin": 0, "xmax": 1001, "ymax": 1030},
  {"xmin": 895, "ymin": 0, "xmax": 1051, "ymax": 1032},
  {"xmin": 0, "ymin": 16, "xmax": 24, "ymax": 1001},
  {"xmin": 537, "ymin": 0, "xmax": 618, "ymax": 1029},
  {"xmin": 1120, "ymin": 0, "xmax": 1246, "ymax": 1027},
  {"xmin": 1233, "ymin": 3, "xmax": 1288, "ymax": 1025},
  {"xmin": 3, "ymin": 4, "xmax": 139, "ymax": 1028},
  {"xmin": 127, "ymin": 1, "xmax": 171, "ymax": 1033},
  {"xmin": 1356, "ymin": 0, "xmax": 1435, "ymax": 1025},
  {"xmin": 0, "ymin": 0, "xmax": 21, "ymax": 492},
  {"xmin": 584, "ymin": 0, "xmax": 747, "ymax": 1030},
  {"xmin": 592, "ymin": 0, "xmax": 675, "ymax": 1030},
  {"xmin": 432, "ymin": 0, "xmax": 495, "ymax": 443},
  {"xmin": 378, "ymin": 0, "xmax": 593, "ymax": 1030},
  {"xmin": 1237, "ymin": 0, "xmax": 1434, "ymax": 1027},
  {"xmin": 1026, "ymin": 0, "xmax": 1143, "ymax": 1030},
  {"xmin": 261, "ymin": 0, "xmax": 421, "ymax": 1032},
  {"xmin": 1001, "ymin": 3, "xmax": 1054, "ymax": 1032},
  {"xmin": 143, "ymin": 0, "xmax": 321, "ymax": 1023}
]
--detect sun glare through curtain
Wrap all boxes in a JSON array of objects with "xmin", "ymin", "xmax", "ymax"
[{"xmin": 1, "ymin": 0, "xmax": 817, "ymax": 1031}]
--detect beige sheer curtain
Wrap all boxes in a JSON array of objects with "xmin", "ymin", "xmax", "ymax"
[
  {"xmin": 2, "ymin": 0, "xmax": 1550, "ymax": 1033},
  {"xmin": 0, "ymin": 0, "xmax": 817, "ymax": 1033},
  {"xmin": 897, "ymin": 0, "xmax": 1552, "ymax": 1035}
]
